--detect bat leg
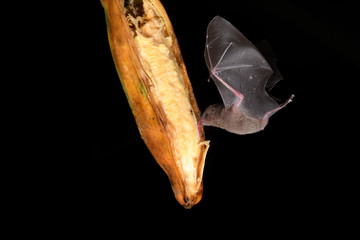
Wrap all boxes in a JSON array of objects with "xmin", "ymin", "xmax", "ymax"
[{"xmin": 263, "ymin": 94, "xmax": 294, "ymax": 120}]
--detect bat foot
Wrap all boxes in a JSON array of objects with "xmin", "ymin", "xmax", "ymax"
[{"xmin": 280, "ymin": 94, "xmax": 295, "ymax": 107}]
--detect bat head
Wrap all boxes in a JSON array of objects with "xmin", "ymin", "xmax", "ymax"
[
  {"xmin": 200, "ymin": 103, "xmax": 269, "ymax": 135},
  {"xmin": 199, "ymin": 103, "xmax": 223, "ymax": 127}
]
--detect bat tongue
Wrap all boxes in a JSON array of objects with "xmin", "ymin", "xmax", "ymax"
[
  {"xmin": 197, "ymin": 119, "xmax": 204, "ymax": 137},
  {"xmin": 263, "ymin": 94, "xmax": 295, "ymax": 120}
]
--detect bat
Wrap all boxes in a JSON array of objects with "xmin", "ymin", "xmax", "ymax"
[{"xmin": 200, "ymin": 16, "xmax": 294, "ymax": 135}]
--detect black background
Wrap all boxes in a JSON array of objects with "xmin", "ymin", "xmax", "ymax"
[{"xmin": 46, "ymin": 0, "xmax": 358, "ymax": 233}]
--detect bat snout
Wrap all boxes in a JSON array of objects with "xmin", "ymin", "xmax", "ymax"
[
  {"xmin": 198, "ymin": 119, "xmax": 205, "ymax": 126},
  {"xmin": 199, "ymin": 114, "xmax": 209, "ymax": 126}
]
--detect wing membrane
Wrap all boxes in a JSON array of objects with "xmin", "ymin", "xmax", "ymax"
[{"xmin": 205, "ymin": 16, "xmax": 280, "ymax": 117}]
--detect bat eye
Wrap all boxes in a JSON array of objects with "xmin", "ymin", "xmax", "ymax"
[{"xmin": 204, "ymin": 105, "xmax": 218, "ymax": 118}]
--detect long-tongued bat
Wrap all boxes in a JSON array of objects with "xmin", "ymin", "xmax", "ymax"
[{"xmin": 200, "ymin": 16, "xmax": 294, "ymax": 135}]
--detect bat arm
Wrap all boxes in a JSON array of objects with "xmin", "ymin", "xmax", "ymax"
[
  {"xmin": 214, "ymin": 42, "xmax": 233, "ymax": 71},
  {"xmin": 206, "ymin": 41, "xmax": 244, "ymax": 107},
  {"xmin": 216, "ymin": 64, "xmax": 254, "ymax": 72},
  {"xmin": 212, "ymin": 71, "xmax": 244, "ymax": 107},
  {"xmin": 263, "ymin": 94, "xmax": 295, "ymax": 121}
]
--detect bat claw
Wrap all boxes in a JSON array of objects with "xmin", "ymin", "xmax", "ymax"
[{"xmin": 281, "ymin": 94, "xmax": 295, "ymax": 107}]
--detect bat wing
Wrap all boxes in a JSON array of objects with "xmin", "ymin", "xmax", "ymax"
[
  {"xmin": 205, "ymin": 16, "xmax": 280, "ymax": 119},
  {"xmin": 256, "ymin": 40, "xmax": 283, "ymax": 91}
]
